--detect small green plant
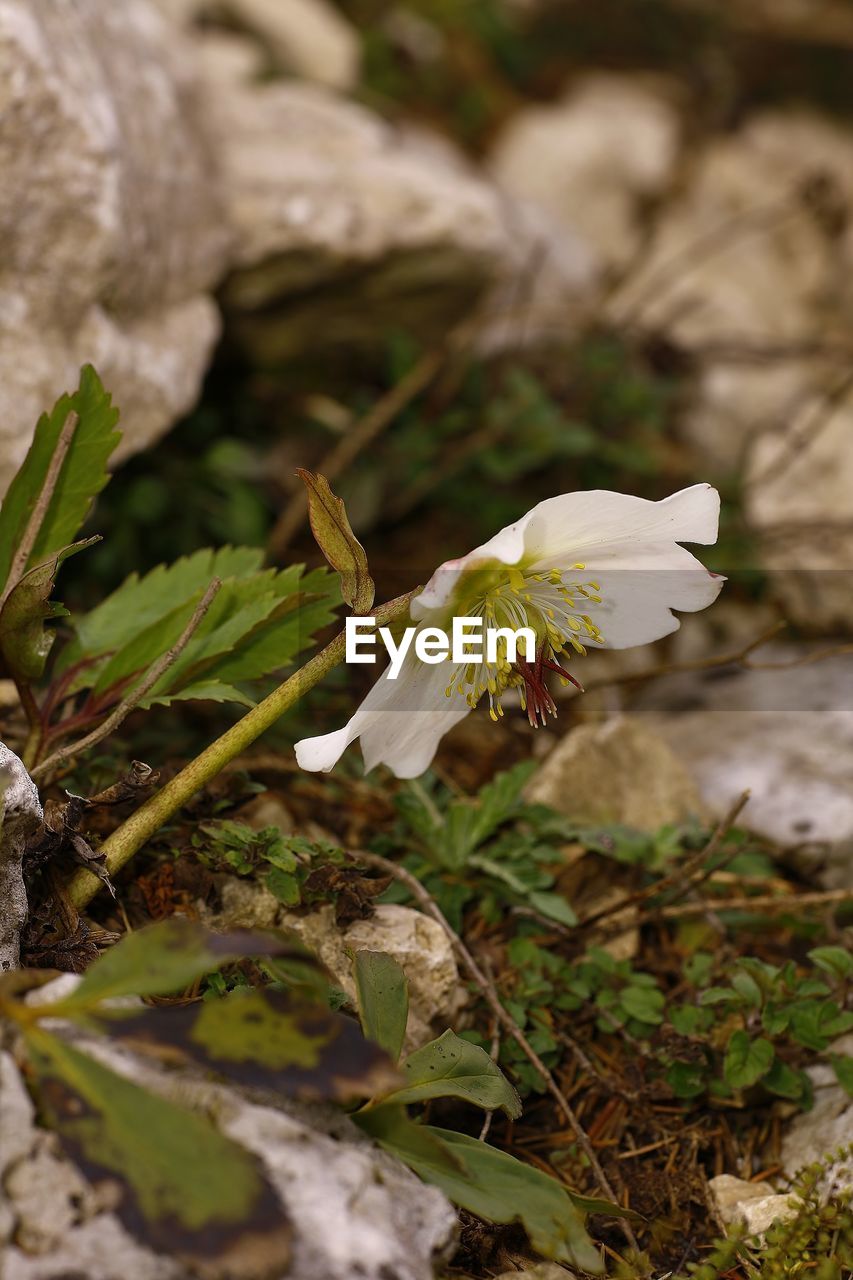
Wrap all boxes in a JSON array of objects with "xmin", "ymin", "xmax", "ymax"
[
  {"xmin": 679, "ymin": 1147, "xmax": 853, "ymax": 1278},
  {"xmin": 349, "ymin": 948, "xmax": 622, "ymax": 1272},
  {"xmin": 377, "ymin": 762, "xmax": 580, "ymax": 930},
  {"xmin": 0, "ymin": 367, "xmax": 339, "ymax": 779},
  {"xmin": 665, "ymin": 951, "xmax": 853, "ymax": 1104}
]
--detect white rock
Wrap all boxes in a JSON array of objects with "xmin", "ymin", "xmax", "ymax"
[
  {"xmin": 205, "ymin": 68, "xmax": 597, "ymax": 358},
  {"xmin": 5, "ymin": 1146, "xmax": 94, "ymax": 1254},
  {"xmin": 228, "ymin": 0, "xmax": 360, "ymax": 90},
  {"xmin": 641, "ymin": 647, "xmax": 853, "ymax": 885},
  {"xmin": 153, "ymin": 0, "xmax": 361, "ymax": 89},
  {"xmin": 746, "ymin": 379, "xmax": 853, "ymax": 629},
  {"xmin": 0, "ymin": 0, "xmax": 230, "ymax": 492},
  {"xmin": 610, "ymin": 109, "xmax": 853, "ymax": 471},
  {"xmin": 525, "ymin": 715, "xmax": 708, "ymax": 830},
  {"xmin": 0, "ymin": 743, "xmax": 43, "ymax": 972},
  {"xmin": 0, "ymin": 1050, "xmax": 36, "ymax": 1170},
  {"xmin": 613, "ymin": 110, "xmax": 853, "ymax": 344},
  {"xmin": 708, "ymin": 1174, "xmax": 799, "ymax": 1236},
  {"xmin": 490, "ymin": 75, "xmax": 681, "ymax": 270},
  {"xmin": 283, "ymin": 903, "xmax": 465, "ymax": 1053},
  {"xmin": 782, "ymin": 1033, "xmax": 853, "ymax": 1196}
]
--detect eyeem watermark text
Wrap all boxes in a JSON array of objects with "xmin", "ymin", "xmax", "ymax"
[{"xmin": 346, "ymin": 617, "xmax": 537, "ymax": 679}]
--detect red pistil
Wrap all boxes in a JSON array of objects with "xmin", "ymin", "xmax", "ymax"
[{"xmin": 514, "ymin": 644, "xmax": 584, "ymax": 728}]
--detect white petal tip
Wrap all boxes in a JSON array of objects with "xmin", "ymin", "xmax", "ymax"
[{"xmin": 294, "ymin": 728, "xmax": 351, "ymax": 773}]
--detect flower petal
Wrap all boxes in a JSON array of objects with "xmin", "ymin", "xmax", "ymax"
[
  {"xmin": 412, "ymin": 484, "xmax": 719, "ymax": 620},
  {"xmin": 523, "ymin": 482, "xmax": 720, "ymax": 565},
  {"xmin": 295, "ymin": 649, "xmax": 471, "ymax": 779},
  {"xmin": 411, "ymin": 521, "xmax": 529, "ymax": 619},
  {"xmin": 555, "ymin": 542, "xmax": 724, "ymax": 649}
]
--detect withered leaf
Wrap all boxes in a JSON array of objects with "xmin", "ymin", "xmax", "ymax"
[
  {"xmin": 296, "ymin": 469, "xmax": 374, "ymax": 614},
  {"xmin": 95, "ymin": 986, "xmax": 401, "ymax": 1102},
  {"xmin": 302, "ymin": 863, "xmax": 391, "ymax": 927},
  {"xmin": 24, "ymin": 1027, "xmax": 291, "ymax": 1280},
  {"xmin": 52, "ymin": 919, "xmax": 323, "ymax": 1012},
  {"xmin": 0, "ymin": 539, "xmax": 99, "ymax": 683}
]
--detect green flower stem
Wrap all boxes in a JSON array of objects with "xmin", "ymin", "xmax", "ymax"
[{"xmin": 66, "ymin": 590, "xmax": 418, "ymax": 911}]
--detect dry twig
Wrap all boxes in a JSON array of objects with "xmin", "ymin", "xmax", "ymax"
[
  {"xmin": 268, "ymin": 346, "xmax": 448, "ymax": 557},
  {"xmin": 577, "ymin": 792, "xmax": 751, "ymax": 932}
]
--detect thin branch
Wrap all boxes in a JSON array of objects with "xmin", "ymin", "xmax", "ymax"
[
  {"xmin": 268, "ymin": 346, "xmax": 448, "ymax": 557},
  {"xmin": 0, "ymin": 411, "xmax": 78, "ymax": 610},
  {"xmin": 32, "ymin": 579, "xmax": 222, "ymax": 781},
  {"xmin": 745, "ymin": 365, "xmax": 853, "ymax": 493},
  {"xmin": 638, "ymin": 886, "xmax": 853, "ymax": 923},
  {"xmin": 577, "ymin": 792, "xmax": 751, "ymax": 932},
  {"xmin": 580, "ymin": 622, "xmax": 788, "ymax": 694},
  {"xmin": 349, "ymin": 847, "xmax": 642, "ymax": 1259}
]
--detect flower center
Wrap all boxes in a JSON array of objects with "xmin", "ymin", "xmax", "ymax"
[{"xmin": 443, "ymin": 563, "xmax": 604, "ymax": 725}]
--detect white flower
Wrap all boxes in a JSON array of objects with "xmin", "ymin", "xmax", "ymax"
[{"xmin": 295, "ymin": 483, "xmax": 723, "ymax": 779}]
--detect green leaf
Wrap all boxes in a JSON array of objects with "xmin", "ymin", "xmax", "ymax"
[
  {"xmin": 59, "ymin": 547, "xmax": 264, "ymax": 680},
  {"xmin": 93, "ymin": 986, "xmax": 401, "ymax": 1103},
  {"xmin": 620, "ymin": 985, "xmax": 665, "ymax": 1026},
  {"xmin": 265, "ymin": 867, "xmax": 301, "ymax": 906},
  {"xmin": 763, "ymin": 1057, "xmax": 808, "ymax": 1101},
  {"xmin": 730, "ymin": 971, "xmax": 763, "ymax": 1008},
  {"xmin": 830, "ymin": 1054, "xmax": 853, "ymax": 1097},
  {"xmin": 58, "ymin": 551, "xmax": 338, "ymax": 706},
  {"xmin": 0, "ymin": 539, "xmax": 98, "ymax": 682},
  {"xmin": 666, "ymin": 1061, "xmax": 708, "ymax": 1099},
  {"xmin": 357, "ymin": 1106, "xmax": 601, "ymax": 1272},
  {"xmin": 527, "ymin": 890, "xmax": 578, "ymax": 927},
  {"xmin": 438, "ymin": 762, "xmax": 535, "ymax": 868},
  {"xmin": 50, "ymin": 919, "xmax": 317, "ymax": 1010},
  {"xmin": 354, "ymin": 950, "xmax": 409, "ymax": 1064},
  {"xmin": 390, "ymin": 1029, "xmax": 522, "ymax": 1118},
  {"xmin": 808, "ymin": 947, "xmax": 853, "ymax": 980},
  {"xmin": 0, "ymin": 366, "xmax": 120, "ymax": 590},
  {"xmin": 297, "ymin": 469, "xmax": 374, "ymax": 614},
  {"xmin": 723, "ymin": 1031, "xmax": 775, "ymax": 1089},
  {"xmin": 24, "ymin": 1027, "xmax": 291, "ymax": 1270}
]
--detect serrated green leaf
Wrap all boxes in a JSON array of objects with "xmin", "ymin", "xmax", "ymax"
[
  {"xmin": 202, "ymin": 569, "xmax": 339, "ymax": 685},
  {"xmin": 0, "ymin": 366, "xmax": 120, "ymax": 590},
  {"xmin": 731, "ymin": 971, "xmax": 763, "ymax": 1008},
  {"xmin": 723, "ymin": 1031, "xmax": 775, "ymax": 1089},
  {"xmin": 354, "ymin": 950, "xmax": 409, "ymax": 1064},
  {"xmin": 93, "ymin": 986, "xmax": 401, "ymax": 1102},
  {"xmin": 265, "ymin": 867, "xmax": 301, "ymax": 906},
  {"xmin": 49, "ymin": 919, "xmax": 318, "ymax": 1010},
  {"xmin": 58, "ymin": 553, "xmax": 338, "ymax": 709},
  {"xmin": 390, "ymin": 1029, "xmax": 522, "ymax": 1117},
  {"xmin": 0, "ymin": 539, "xmax": 98, "ymax": 682},
  {"xmin": 56, "ymin": 547, "xmax": 265, "ymax": 685},
  {"xmin": 24, "ymin": 1027, "xmax": 291, "ymax": 1269},
  {"xmin": 143, "ymin": 680, "xmax": 256, "ymax": 709},
  {"xmin": 356, "ymin": 1105, "xmax": 601, "ymax": 1272}
]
